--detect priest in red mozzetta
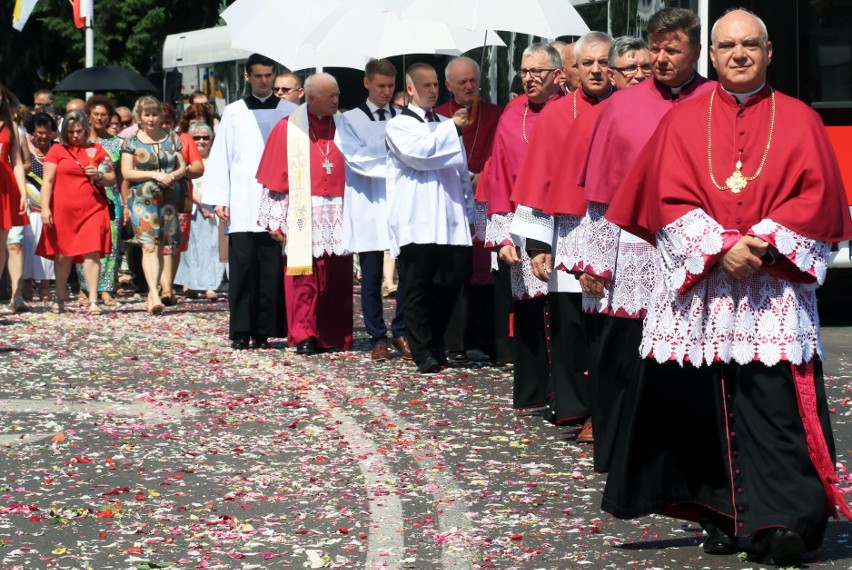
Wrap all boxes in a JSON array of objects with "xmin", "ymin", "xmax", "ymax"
[
  {"xmin": 606, "ymin": 9, "xmax": 852, "ymax": 567},
  {"xmin": 433, "ymin": 56, "xmax": 504, "ymax": 363},
  {"xmin": 575, "ymin": 9, "xmax": 715, "ymax": 481},
  {"xmin": 256, "ymin": 73, "xmax": 352, "ymax": 356},
  {"xmin": 509, "ymin": 31, "xmax": 613, "ymax": 435},
  {"xmin": 481, "ymin": 43, "xmax": 565, "ymax": 417}
]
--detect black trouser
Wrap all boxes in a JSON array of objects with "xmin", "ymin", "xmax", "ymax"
[
  {"xmin": 227, "ymin": 231, "xmax": 286, "ymax": 341},
  {"xmin": 493, "ymin": 259, "xmax": 514, "ymax": 363},
  {"xmin": 397, "ymin": 243, "xmax": 471, "ymax": 365}
]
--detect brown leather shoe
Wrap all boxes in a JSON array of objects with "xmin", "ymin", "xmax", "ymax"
[
  {"xmin": 371, "ymin": 341, "xmax": 389, "ymax": 361},
  {"xmin": 577, "ymin": 419, "xmax": 594, "ymax": 443},
  {"xmin": 391, "ymin": 336, "xmax": 413, "ymax": 360}
]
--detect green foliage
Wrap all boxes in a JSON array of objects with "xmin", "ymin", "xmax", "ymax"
[{"xmin": 1, "ymin": 0, "xmax": 228, "ymax": 105}]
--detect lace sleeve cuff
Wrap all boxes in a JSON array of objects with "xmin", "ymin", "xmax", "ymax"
[
  {"xmin": 485, "ymin": 211, "xmax": 515, "ymax": 249},
  {"xmin": 657, "ymin": 208, "xmax": 736, "ymax": 294},
  {"xmin": 257, "ymin": 188, "xmax": 288, "ymax": 233},
  {"xmin": 750, "ymin": 219, "xmax": 828, "ymax": 284}
]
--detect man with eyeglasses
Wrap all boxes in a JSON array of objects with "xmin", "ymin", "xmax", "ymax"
[
  {"xmin": 205, "ymin": 53, "xmax": 298, "ymax": 351},
  {"xmin": 575, "ymin": 5, "xmax": 717, "ymax": 554},
  {"xmin": 273, "ymin": 72, "xmax": 304, "ymax": 105},
  {"xmin": 508, "ymin": 31, "xmax": 613, "ymax": 439},
  {"xmin": 480, "ymin": 43, "xmax": 564, "ymax": 411}
]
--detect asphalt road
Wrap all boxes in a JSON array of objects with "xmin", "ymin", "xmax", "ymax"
[{"xmin": 0, "ymin": 272, "xmax": 850, "ymax": 569}]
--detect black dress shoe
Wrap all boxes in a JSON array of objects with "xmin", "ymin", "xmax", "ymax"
[
  {"xmin": 701, "ymin": 521, "xmax": 737, "ymax": 555},
  {"xmin": 753, "ymin": 528, "xmax": 805, "ymax": 567},
  {"xmin": 432, "ymin": 351, "xmax": 448, "ymax": 367},
  {"xmin": 252, "ymin": 337, "xmax": 272, "ymax": 349},
  {"xmin": 231, "ymin": 337, "xmax": 250, "ymax": 350},
  {"xmin": 417, "ymin": 356, "xmax": 441, "ymax": 374},
  {"xmin": 295, "ymin": 338, "xmax": 315, "ymax": 355}
]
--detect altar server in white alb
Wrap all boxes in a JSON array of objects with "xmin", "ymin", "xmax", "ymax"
[
  {"xmin": 338, "ymin": 58, "xmax": 412, "ymax": 363},
  {"xmin": 204, "ymin": 54, "xmax": 297, "ymax": 350},
  {"xmin": 385, "ymin": 63, "xmax": 475, "ymax": 374}
]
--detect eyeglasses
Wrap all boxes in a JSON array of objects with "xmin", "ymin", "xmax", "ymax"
[
  {"xmin": 274, "ymin": 86, "xmax": 297, "ymax": 93},
  {"xmin": 517, "ymin": 68, "xmax": 557, "ymax": 78},
  {"xmin": 614, "ymin": 64, "xmax": 653, "ymax": 77},
  {"xmin": 192, "ymin": 135, "xmax": 211, "ymax": 141},
  {"xmin": 121, "ymin": 121, "xmax": 133, "ymax": 127}
]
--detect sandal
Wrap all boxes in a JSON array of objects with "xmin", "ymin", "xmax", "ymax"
[
  {"xmin": 49, "ymin": 299, "xmax": 66, "ymax": 314},
  {"xmin": 161, "ymin": 290, "xmax": 176, "ymax": 307},
  {"xmin": 88, "ymin": 302, "xmax": 102, "ymax": 315},
  {"xmin": 101, "ymin": 292, "xmax": 117, "ymax": 306}
]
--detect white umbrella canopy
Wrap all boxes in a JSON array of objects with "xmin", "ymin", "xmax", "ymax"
[
  {"xmin": 305, "ymin": 1, "xmax": 505, "ymax": 69},
  {"xmin": 221, "ymin": 0, "xmax": 504, "ymax": 71},
  {"xmin": 221, "ymin": 0, "xmax": 344, "ymax": 70},
  {"xmin": 403, "ymin": 0, "xmax": 590, "ymax": 39}
]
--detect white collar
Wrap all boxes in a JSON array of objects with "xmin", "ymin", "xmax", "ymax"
[
  {"xmin": 723, "ymin": 83, "xmax": 766, "ymax": 104},
  {"xmin": 365, "ymin": 99, "xmax": 390, "ymax": 115},
  {"xmin": 407, "ymin": 104, "xmax": 430, "ymax": 119}
]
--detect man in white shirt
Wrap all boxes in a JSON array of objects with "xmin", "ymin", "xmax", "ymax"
[
  {"xmin": 204, "ymin": 53, "xmax": 298, "ymax": 350},
  {"xmin": 385, "ymin": 63, "xmax": 474, "ymax": 373},
  {"xmin": 338, "ymin": 59, "xmax": 411, "ymax": 362}
]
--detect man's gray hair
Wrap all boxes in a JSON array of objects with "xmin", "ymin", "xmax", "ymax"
[
  {"xmin": 574, "ymin": 31, "xmax": 613, "ymax": 61},
  {"xmin": 608, "ymin": 36, "xmax": 649, "ymax": 67},
  {"xmin": 58, "ymin": 109, "xmax": 90, "ymax": 145},
  {"xmin": 445, "ymin": 56, "xmax": 480, "ymax": 82},
  {"xmin": 710, "ymin": 8, "xmax": 769, "ymax": 45},
  {"xmin": 304, "ymin": 72, "xmax": 339, "ymax": 97},
  {"xmin": 522, "ymin": 43, "xmax": 563, "ymax": 70}
]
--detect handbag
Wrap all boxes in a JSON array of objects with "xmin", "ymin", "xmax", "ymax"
[{"xmin": 62, "ymin": 144, "xmax": 116, "ymax": 221}]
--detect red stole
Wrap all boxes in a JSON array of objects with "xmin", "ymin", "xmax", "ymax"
[
  {"xmin": 511, "ymin": 88, "xmax": 600, "ymax": 215},
  {"xmin": 582, "ymin": 76, "xmax": 715, "ymax": 205},
  {"xmin": 481, "ymin": 92, "xmax": 564, "ymax": 214},
  {"xmin": 256, "ymin": 113, "xmax": 345, "ymax": 197},
  {"xmin": 607, "ymin": 84, "xmax": 852, "ymax": 245},
  {"xmin": 434, "ymin": 98, "xmax": 503, "ymax": 173}
]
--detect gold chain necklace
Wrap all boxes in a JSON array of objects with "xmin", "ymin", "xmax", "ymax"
[
  {"xmin": 707, "ymin": 88, "xmax": 775, "ymax": 193},
  {"xmin": 521, "ymin": 103, "xmax": 530, "ymax": 144},
  {"xmin": 572, "ymin": 89, "xmax": 578, "ymax": 119}
]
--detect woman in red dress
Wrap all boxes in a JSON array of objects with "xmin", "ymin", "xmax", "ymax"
[
  {"xmin": 38, "ymin": 110, "xmax": 115, "ymax": 314},
  {"xmin": 0, "ymin": 83, "xmax": 30, "ymax": 281}
]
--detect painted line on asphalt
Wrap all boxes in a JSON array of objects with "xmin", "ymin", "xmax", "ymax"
[
  {"xmin": 340, "ymin": 382, "xmax": 478, "ymax": 570},
  {"xmin": 301, "ymin": 384, "xmax": 406, "ymax": 568},
  {"xmin": 0, "ymin": 399, "xmax": 196, "ymax": 425}
]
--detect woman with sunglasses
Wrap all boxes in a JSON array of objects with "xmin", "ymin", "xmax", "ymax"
[{"xmin": 175, "ymin": 122, "xmax": 225, "ymax": 299}]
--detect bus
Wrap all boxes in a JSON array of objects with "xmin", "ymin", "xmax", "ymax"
[{"xmin": 572, "ymin": 0, "xmax": 852, "ymax": 267}]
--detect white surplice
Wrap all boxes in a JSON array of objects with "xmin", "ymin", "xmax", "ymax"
[
  {"xmin": 385, "ymin": 105, "xmax": 475, "ymax": 257},
  {"xmin": 338, "ymin": 101, "xmax": 395, "ymax": 253},
  {"xmin": 203, "ymin": 97, "xmax": 297, "ymax": 234}
]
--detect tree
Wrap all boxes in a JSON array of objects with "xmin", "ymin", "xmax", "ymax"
[{"xmin": 1, "ymin": 0, "xmax": 227, "ymax": 105}]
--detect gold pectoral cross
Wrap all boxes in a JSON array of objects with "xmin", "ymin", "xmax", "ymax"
[
  {"xmin": 725, "ymin": 160, "xmax": 748, "ymax": 194},
  {"xmin": 322, "ymin": 158, "xmax": 333, "ymax": 175}
]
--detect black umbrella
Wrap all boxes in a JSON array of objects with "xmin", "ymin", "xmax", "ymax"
[{"xmin": 54, "ymin": 65, "xmax": 158, "ymax": 93}]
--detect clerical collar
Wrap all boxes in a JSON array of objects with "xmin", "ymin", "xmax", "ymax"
[
  {"xmin": 656, "ymin": 72, "xmax": 697, "ymax": 97},
  {"xmin": 723, "ymin": 83, "xmax": 766, "ymax": 104},
  {"xmin": 244, "ymin": 92, "xmax": 278, "ymax": 110},
  {"xmin": 365, "ymin": 99, "xmax": 390, "ymax": 115},
  {"xmin": 582, "ymin": 85, "xmax": 612, "ymax": 102}
]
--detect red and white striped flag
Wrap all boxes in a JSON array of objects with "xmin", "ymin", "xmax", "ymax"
[{"xmin": 73, "ymin": 0, "xmax": 92, "ymax": 29}]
